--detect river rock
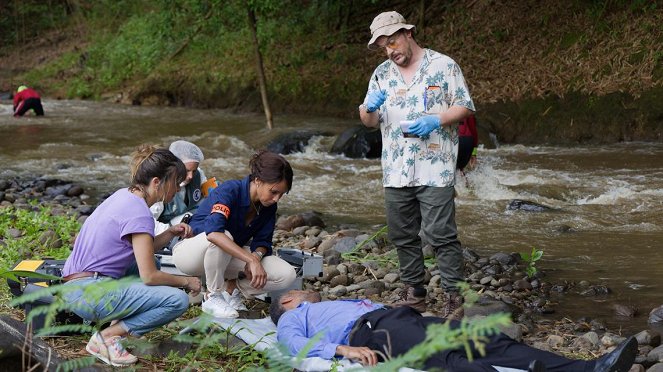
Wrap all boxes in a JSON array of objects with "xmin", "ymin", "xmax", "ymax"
[
  {"xmin": 614, "ymin": 303, "xmax": 638, "ymax": 317},
  {"xmin": 513, "ymin": 279, "xmax": 532, "ymax": 291},
  {"xmin": 507, "ymin": 199, "xmax": 553, "ymax": 212},
  {"xmin": 580, "ymin": 285, "xmax": 610, "ymax": 296},
  {"xmin": 649, "ymin": 305, "xmax": 663, "ymax": 324},
  {"xmin": 329, "ymin": 285, "xmax": 347, "ymax": 297},
  {"xmin": 364, "ymin": 287, "xmax": 383, "ymax": 297},
  {"xmin": 648, "ymin": 345, "xmax": 663, "ymax": 363},
  {"xmin": 305, "ymin": 227, "xmax": 322, "ymax": 237},
  {"xmin": 330, "ymin": 125, "xmax": 382, "ymax": 159},
  {"xmin": 318, "ymin": 237, "xmax": 338, "ymax": 253},
  {"xmin": 276, "ymin": 215, "xmax": 305, "ymax": 231},
  {"xmin": 464, "ymin": 297, "xmax": 516, "ymax": 318},
  {"xmin": 76, "ymin": 205, "xmax": 94, "ymax": 216},
  {"xmin": 383, "ymin": 273, "xmax": 399, "ymax": 284},
  {"xmin": 303, "ymin": 236, "xmax": 322, "ymax": 249},
  {"xmin": 322, "ymin": 250, "xmax": 341, "ymax": 265},
  {"xmin": 635, "ymin": 330, "xmax": 661, "ymax": 347},
  {"xmin": 647, "ymin": 363, "xmax": 663, "ymax": 372},
  {"xmin": 66, "ymin": 185, "xmax": 84, "ymax": 197},
  {"xmin": 299, "ymin": 211, "xmax": 325, "ymax": 228},
  {"xmin": 547, "ymin": 335, "xmax": 565, "ymax": 348},
  {"xmin": 333, "ymin": 237, "xmax": 356, "ymax": 253},
  {"xmin": 292, "ymin": 225, "xmax": 309, "ymax": 236},
  {"xmin": 7, "ymin": 228, "xmax": 23, "ymax": 238},
  {"xmin": 320, "ymin": 267, "xmax": 340, "ymax": 283},
  {"xmin": 490, "ymin": 252, "xmax": 518, "ymax": 266},
  {"xmin": 330, "ymin": 274, "xmax": 350, "ymax": 287},
  {"xmin": 601, "ymin": 333, "xmax": 625, "ymax": 348}
]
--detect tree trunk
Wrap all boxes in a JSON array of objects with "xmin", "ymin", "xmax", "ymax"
[
  {"xmin": 0, "ymin": 316, "xmax": 66, "ymax": 371},
  {"xmin": 247, "ymin": 6, "xmax": 273, "ymax": 130},
  {"xmin": 418, "ymin": 0, "xmax": 426, "ymax": 43}
]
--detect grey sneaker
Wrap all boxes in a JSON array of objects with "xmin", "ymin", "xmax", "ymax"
[
  {"xmin": 393, "ymin": 286, "xmax": 427, "ymax": 313},
  {"xmin": 441, "ymin": 291, "xmax": 464, "ymax": 320}
]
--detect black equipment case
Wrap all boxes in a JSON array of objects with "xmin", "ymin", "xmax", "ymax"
[{"xmin": 6, "ymin": 259, "xmax": 83, "ymax": 332}]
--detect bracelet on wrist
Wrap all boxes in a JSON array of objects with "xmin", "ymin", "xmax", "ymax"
[{"xmin": 253, "ymin": 251, "xmax": 264, "ymax": 260}]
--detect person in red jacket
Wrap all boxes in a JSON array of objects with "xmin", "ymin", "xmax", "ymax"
[
  {"xmin": 457, "ymin": 114, "xmax": 478, "ymax": 171},
  {"xmin": 13, "ymin": 86, "xmax": 44, "ymax": 117}
]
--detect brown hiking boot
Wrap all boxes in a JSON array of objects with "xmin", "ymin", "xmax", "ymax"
[
  {"xmin": 441, "ymin": 292, "xmax": 464, "ymax": 320},
  {"xmin": 392, "ymin": 286, "xmax": 427, "ymax": 313}
]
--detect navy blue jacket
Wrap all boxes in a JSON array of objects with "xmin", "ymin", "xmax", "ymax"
[{"xmin": 189, "ymin": 176, "xmax": 276, "ymax": 255}]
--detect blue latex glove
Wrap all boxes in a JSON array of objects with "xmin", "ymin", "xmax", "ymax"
[
  {"xmin": 365, "ymin": 90, "xmax": 387, "ymax": 113},
  {"xmin": 409, "ymin": 115, "xmax": 441, "ymax": 137}
]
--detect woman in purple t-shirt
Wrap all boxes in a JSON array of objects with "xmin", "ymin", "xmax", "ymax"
[{"xmin": 61, "ymin": 144, "xmax": 202, "ymax": 367}]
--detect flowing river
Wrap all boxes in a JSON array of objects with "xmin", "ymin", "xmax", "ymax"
[{"xmin": 1, "ymin": 99, "xmax": 662, "ymax": 333}]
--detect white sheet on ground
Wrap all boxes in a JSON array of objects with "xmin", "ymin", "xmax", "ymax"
[{"xmin": 209, "ymin": 317, "xmax": 527, "ymax": 372}]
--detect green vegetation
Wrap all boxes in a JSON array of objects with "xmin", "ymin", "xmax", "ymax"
[
  {"xmin": 0, "ymin": 205, "xmax": 79, "ymax": 273},
  {"xmin": 520, "ymin": 247, "xmax": 544, "ymax": 278},
  {"xmin": 2, "ymin": 0, "xmax": 660, "ymax": 121}
]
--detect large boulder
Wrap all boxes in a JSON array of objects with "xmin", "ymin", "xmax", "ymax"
[
  {"xmin": 330, "ymin": 125, "xmax": 382, "ymax": 159},
  {"xmin": 266, "ymin": 130, "xmax": 332, "ymax": 155}
]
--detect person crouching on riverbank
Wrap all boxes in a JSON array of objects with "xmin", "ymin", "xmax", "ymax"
[
  {"xmin": 61, "ymin": 144, "xmax": 202, "ymax": 367},
  {"xmin": 13, "ymin": 85, "xmax": 44, "ymax": 117},
  {"xmin": 173, "ymin": 150, "xmax": 296, "ymax": 318},
  {"xmin": 151, "ymin": 140, "xmax": 208, "ymax": 237}
]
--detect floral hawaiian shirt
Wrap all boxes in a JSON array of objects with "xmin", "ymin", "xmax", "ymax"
[{"xmin": 364, "ymin": 49, "xmax": 475, "ymax": 188}]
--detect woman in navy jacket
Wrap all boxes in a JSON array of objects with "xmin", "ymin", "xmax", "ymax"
[{"xmin": 172, "ymin": 150, "xmax": 296, "ymax": 318}]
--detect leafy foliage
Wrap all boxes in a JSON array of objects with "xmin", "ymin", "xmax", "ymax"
[
  {"xmin": 0, "ymin": 206, "xmax": 79, "ymax": 272},
  {"xmin": 520, "ymin": 247, "xmax": 544, "ymax": 278}
]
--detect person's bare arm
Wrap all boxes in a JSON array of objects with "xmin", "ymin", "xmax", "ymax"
[
  {"xmin": 153, "ymin": 223, "xmax": 192, "ymax": 251},
  {"xmin": 359, "ymin": 108, "xmax": 380, "ymax": 128},
  {"xmin": 438, "ymin": 106, "xmax": 472, "ymax": 127},
  {"xmin": 132, "ymin": 233, "xmax": 201, "ymax": 295}
]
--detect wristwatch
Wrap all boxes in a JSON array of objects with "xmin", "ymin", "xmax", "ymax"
[{"xmin": 253, "ymin": 250, "xmax": 264, "ymax": 260}]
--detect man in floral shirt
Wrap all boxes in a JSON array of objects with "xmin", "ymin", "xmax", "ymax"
[{"xmin": 359, "ymin": 11, "xmax": 475, "ymax": 319}]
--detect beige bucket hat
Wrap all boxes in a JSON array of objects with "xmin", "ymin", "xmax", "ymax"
[{"xmin": 368, "ymin": 11, "xmax": 415, "ymax": 49}]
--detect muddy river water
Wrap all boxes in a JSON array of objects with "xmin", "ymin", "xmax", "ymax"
[{"xmin": 1, "ymin": 99, "xmax": 662, "ymax": 333}]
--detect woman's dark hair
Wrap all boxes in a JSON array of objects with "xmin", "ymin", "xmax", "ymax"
[
  {"xmin": 129, "ymin": 144, "xmax": 186, "ymax": 194},
  {"xmin": 249, "ymin": 150, "xmax": 293, "ymax": 192}
]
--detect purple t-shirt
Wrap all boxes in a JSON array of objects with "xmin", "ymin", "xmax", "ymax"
[{"xmin": 62, "ymin": 188, "xmax": 155, "ymax": 279}]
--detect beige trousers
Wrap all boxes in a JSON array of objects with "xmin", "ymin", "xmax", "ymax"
[{"xmin": 172, "ymin": 232, "xmax": 296, "ymax": 298}]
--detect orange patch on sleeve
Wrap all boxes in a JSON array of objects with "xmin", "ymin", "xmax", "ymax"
[{"xmin": 211, "ymin": 204, "xmax": 230, "ymax": 219}]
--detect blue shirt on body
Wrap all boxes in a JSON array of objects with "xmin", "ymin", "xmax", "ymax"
[
  {"xmin": 276, "ymin": 300, "xmax": 384, "ymax": 359},
  {"xmin": 189, "ymin": 176, "xmax": 276, "ymax": 255}
]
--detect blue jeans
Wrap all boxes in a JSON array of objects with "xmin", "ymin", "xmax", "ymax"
[{"xmin": 62, "ymin": 277, "xmax": 189, "ymax": 336}]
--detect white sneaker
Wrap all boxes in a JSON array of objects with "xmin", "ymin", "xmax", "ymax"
[
  {"xmin": 222, "ymin": 289, "xmax": 248, "ymax": 311},
  {"xmin": 202, "ymin": 292, "xmax": 239, "ymax": 318}
]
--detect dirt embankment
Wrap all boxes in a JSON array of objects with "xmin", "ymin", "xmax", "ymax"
[{"xmin": 1, "ymin": 2, "xmax": 661, "ymax": 144}]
